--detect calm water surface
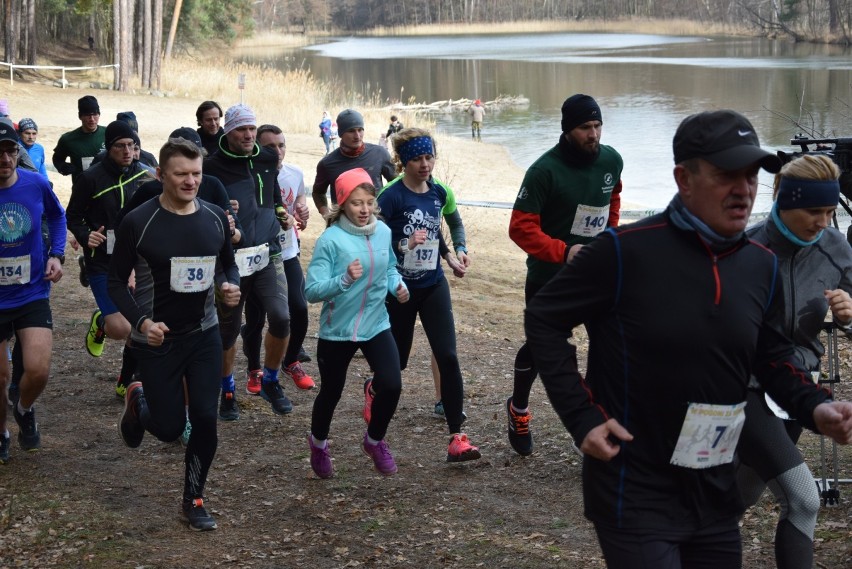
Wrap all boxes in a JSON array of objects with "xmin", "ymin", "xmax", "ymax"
[{"xmin": 238, "ymin": 33, "xmax": 852, "ymax": 212}]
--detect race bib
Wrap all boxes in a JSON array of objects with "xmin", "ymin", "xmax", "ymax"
[
  {"xmin": 402, "ymin": 238, "xmax": 439, "ymax": 271},
  {"xmin": 170, "ymin": 256, "xmax": 215, "ymax": 293},
  {"xmin": 0, "ymin": 255, "xmax": 30, "ymax": 285},
  {"xmin": 278, "ymin": 228, "xmax": 291, "ymax": 250},
  {"xmin": 106, "ymin": 229, "xmax": 115, "ymax": 255},
  {"xmin": 670, "ymin": 402, "xmax": 746, "ymax": 469},
  {"xmin": 81, "ymin": 156, "xmax": 94, "ymax": 170},
  {"xmin": 570, "ymin": 204, "xmax": 609, "ymax": 237},
  {"xmin": 236, "ymin": 243, "xmax": 269, "ymax": 277}
]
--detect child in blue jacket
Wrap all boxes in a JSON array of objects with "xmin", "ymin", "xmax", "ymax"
[{"xmin": 305, "ymin": 168, "xmax": 409, "ymax": 478}]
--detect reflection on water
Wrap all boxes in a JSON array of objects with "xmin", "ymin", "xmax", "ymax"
[{"xmin": 237, "ymin": 33, "xmax": 852, "ymax": 209}]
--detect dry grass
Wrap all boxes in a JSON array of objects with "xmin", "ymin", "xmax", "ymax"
[{"xmin": 365, "ymin": 18, "xmax": 754, "ymax": 38}]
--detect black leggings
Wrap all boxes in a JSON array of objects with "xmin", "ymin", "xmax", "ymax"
[
  {"xmin": 243, "ymin": 256, "xmax": 308, "ymax": 369},
  {"xmin": 511, "ymin": 279, "xmax": 546, "ymax": 409},
  {"xmin": 311, "ymin": 329, "xmax": 401, "ymax": 442},
  {"xmin": 132, "ymin": 326, "xmax": 221, "ymax": 500},
  {"xmin": 386, "ymin": 277, "xmax": 465, "ymax": 433}
]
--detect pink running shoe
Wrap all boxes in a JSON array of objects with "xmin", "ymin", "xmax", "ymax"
[
  {"xmin": 447, "ymin": 433, "xmax": 482, "ymax": 463},
  {"xmin": 362, "ymin": 433, "xmax": 397, "ymax": 476},
  {"xmin": 245, "ymin": 369, "xmax": 262, "ymax": 395},
  {"xmin": 284, "ymin": 361, "xmax": 315, "ymax": 390}
]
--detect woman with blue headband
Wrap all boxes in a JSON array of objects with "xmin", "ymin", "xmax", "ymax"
[
  {"xmin": 738, "ymin": 154, "xmax": 852, "ymax": 569},
  {"xmin": 377, "ymin": 127, "xmax": 482, "ymax": 463}
]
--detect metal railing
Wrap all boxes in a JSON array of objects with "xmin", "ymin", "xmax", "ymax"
[{"xmin": 0, "ymin": 62, "xmax": 119, "ymax": 88}]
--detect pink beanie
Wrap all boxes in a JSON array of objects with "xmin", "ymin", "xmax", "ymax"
[{"xmin": 335, "ymin": 168, "xmax": 374, "ymax": 205}]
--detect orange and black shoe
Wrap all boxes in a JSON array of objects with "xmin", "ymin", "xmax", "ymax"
[{"xmin": 506, "ymin": 397, "xmax": 533, "ymax": 456}]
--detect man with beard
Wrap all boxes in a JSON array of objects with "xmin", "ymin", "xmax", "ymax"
[
  {"xmin": 505, "ymin": 94, "xmax": 623, "ymax": 456},
  {"xmin": 311, "ymin": 109, "xmax": 395, "ymax": 216}
]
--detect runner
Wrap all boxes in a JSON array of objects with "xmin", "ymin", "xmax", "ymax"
[
  {"xmin": 304, "ymin": 168, "xmax": 408, "ymax": 478},
  {"xmin": 738, "ymin": 154, "xmax": 852, "ymax": 568},
  {"xmin": 65, "ymin": 120, "xmax": 156, "ymax": 397},
  {"xmin": 507, "ymin": 94, "xmax": 623, "ymax": 456},
  {"xmin": 0, "ymin": 122, "xmax": 66, "ymax": 463},
  {"xmin": 52, "ymin": 95, "xmax": 106, "ymax": 184},
  {"xmin": 240, "ymin": 124, "xmax": 314, "ymax": 396},
  {"xmin": 203, "ymin": 104, "xmax": 294, "ymax": 420},
  {"xmin": 378, "ymin": 127, "xmax": 481, "ymax": 463},
  {"xmin": 111, "ymin": 138, "xmax": 241, "ymax": 531}
]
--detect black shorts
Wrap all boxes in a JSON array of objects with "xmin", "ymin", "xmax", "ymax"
[{"xmin": 0, "ymin": 298, "xmax": 53, "ymax": 341}]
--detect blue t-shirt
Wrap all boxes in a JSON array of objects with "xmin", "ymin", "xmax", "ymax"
[
  {"xmin": 377, "ymin": 177, "xmax": 447, "ymax": 289},
  {"xmin": 0, "ymin": 169, "xmax": 66, "ymax": 308},
  {"xmin": 23, "ymin": 142, "xmax": 48, "ymax": 179}
]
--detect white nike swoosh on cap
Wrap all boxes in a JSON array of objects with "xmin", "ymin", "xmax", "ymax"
[{"xmin": 738, "ymin": 130, "xmax": 752, "ymax": 136}]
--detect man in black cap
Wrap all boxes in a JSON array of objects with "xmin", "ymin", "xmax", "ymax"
[
  {"xmin": 52, "ymin": 95, "xmax": 106, "ymax": 184},
  {"xmin": 65, "ymin": 120, "xmax": 155, "ymax": 397},
  {"xmin": 92, "ymin": 112, "xmax": 158, "ymax": 170},
  {"xmin": 505, "ymin": 93, "xmax": 623, "ymax": 456},
  {"xmin": 524, "ymin": 109, "xmax": 852, "ymax": 568},
  {"xmin": 311, "ymin": 108, "xmax": 395, "ymax": 216}
]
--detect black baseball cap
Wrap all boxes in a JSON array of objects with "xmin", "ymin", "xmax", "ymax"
[
  {"xmin": 0, "ymin": 117, "xmax": 18, "ymax": 143},
  {"xmin": 673, "ymin": 110, "xmax": 781, "ymax": 173},
  {"xmin": 169, "ymin": 127, "xmax": 203, "ymax": 149}
]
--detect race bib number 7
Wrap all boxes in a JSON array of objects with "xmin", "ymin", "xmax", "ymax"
[
  {"xmin": 670, "ymin": 402, "xmax": 746, "ymax": 469},
  {"xmin": 170, "ymin": 256, "xmax": 215, "ymax": 293}
]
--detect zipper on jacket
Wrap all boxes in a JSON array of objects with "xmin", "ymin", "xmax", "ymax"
[{"xmin": 351, "ymin": 235, "xmax": 375, "ymax": 341}]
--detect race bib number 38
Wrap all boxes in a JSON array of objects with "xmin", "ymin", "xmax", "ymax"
[
  {"xmin": 170, "ymin": 256, "xmax": 215, "ymax": 293},
  {"xmin": 0, "ymin": 255, "xmax": 30, "ymax": 285},
  {"xmin": 236, "ymin": 243, "xmax": 270, "ymax": 277},
  {"xmin": 571, "ymin": 204, "xmax": 609, "ymax": 237},
  {"xmin": 670, "ymin": 401, "xmax": 746, "ymax": 469}
]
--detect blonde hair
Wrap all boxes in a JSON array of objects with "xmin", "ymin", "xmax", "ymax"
[
  {"xmin": 391, "ymin": 127, "xmax": 438, "ymax": 174},
  {"xmin": 773, "ymin": 154, "xmax": 840, "ymax": 199}
]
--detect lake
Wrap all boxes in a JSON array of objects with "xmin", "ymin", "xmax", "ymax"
[{"xmin": 237, "ymin": 33, "xmax": 852, "ymax": 213}]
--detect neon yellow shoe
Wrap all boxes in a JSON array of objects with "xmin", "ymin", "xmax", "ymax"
[{"xmin": 86, "ymin": 309, "xmax": 106, "ymax": 357}]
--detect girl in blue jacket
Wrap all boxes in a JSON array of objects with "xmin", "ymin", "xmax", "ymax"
[{"xmin": 305, "ymin": 168, "xmax": 409, "ymax": 478}]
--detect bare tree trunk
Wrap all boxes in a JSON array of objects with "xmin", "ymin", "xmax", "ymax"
[
  {"xmin": 113, "ymin": 0, "xmax": 121, "ymax": 89},
  {"xmin": 164, "ymin": 0, "xmax": 183, "ymax": 59},
  {"xmin": 151, "ymin": 0, "xmax": 163, "ymax": 89},
  {"xmin": 119, "ymin": 0, "xmax": 132, "ymax": 91},
  {"xmin": 25, "ymin": 0, "xmax": 35, "ymax": 64},
  {"xmin": 142, "ymin": 0, "xmax": 151, "ymax": 87}
]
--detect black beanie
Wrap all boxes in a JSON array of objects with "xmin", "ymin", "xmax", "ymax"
[
  {"xmin": 561, "ymin": 94, "xmax": 602, "ymax": 133},
  {"xmin": 105, "ymin": 120, "xmax": 139, "ymax": 147},
  {"xmin": 78, "ymin": 95, "xmax": 100, "ymax": 115}
]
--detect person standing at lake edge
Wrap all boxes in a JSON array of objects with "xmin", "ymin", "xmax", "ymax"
[
  {"xmin": 525, "ymin": 109, "xmax": 852, "ymax": 568},
  {"xmin": 467, "ymin": 100, "xmax": 485, "ymax": 141},
  {"xmin": 506, "ymin": 94, "xmax": 622, "ymax": 456},
  {"xmin": 319, "ymin": 111, "xmax": 332, "ymax": 155},
  {"xmin": 311, "ymin": 109, "xmax": 395, "ymax": 217}
]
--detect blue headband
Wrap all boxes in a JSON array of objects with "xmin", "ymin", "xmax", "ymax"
[
  {"xmin": 398, "ymin": 136, "xmax": 434, "ymax": 165},
  {"xmin": 776, "ymin": 176, "xmax": 840, "ymax": 210}
]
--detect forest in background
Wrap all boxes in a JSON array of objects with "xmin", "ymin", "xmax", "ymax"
[{"xmin": 1, "ymin": 0, "xmax": 851, "ymax": 92}]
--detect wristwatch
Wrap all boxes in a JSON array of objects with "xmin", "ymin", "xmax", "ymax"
[
  {"xmin": 398, "ymin": 238, "xmax": 409, "ymax": 253},
  {"xmin": 49, "ymin": 252, "xmax": 65, "ymax": 264}
]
